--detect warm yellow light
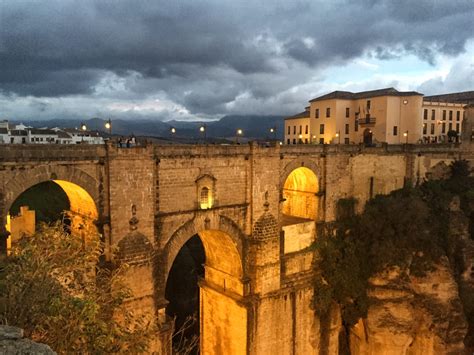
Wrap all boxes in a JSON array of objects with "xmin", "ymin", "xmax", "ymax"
[
  {"xmin": 81, "ymin": 123, "xmax": 87, "ymax": 131},
  {"xmin": 270, "ymin": 128, "xmax": 274, "ymax": 133},
  {"xmin": 105, "ymin": 121, "xmax": 111, "ymax": 129},
  {"xmin": 200, "ymin": 126, "xmax": 205, "ymax": 132},
  {"xmin": 335, "ymin": 133, "xmax": 339, "ymax": 137},
  {"xmin": 237, "ymin": 129, "xmax": 243, "ymax": 135},
  {"xmin": 312, "ymin": 135, "xmax": 316, "ymax": 139},
  {"xmin": 298, "ymin": 134, "xmax": 303, "ymax": 138},
  {"xmin": 403, "ymin": 132, "xmax": 408, "ymax": 137},
  {"xmin": 171, "ymin": 127, "xmax": 176, "ymax": 134},
  {"xmin": 282, "ymin": 167, "xmax": 319, "ymax": 220}
]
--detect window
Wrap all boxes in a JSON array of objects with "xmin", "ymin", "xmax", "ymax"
[
  {"xmin": 293, "ymin": 138, "xmax": 296, "ymax": 144},
  {"xmin": 305, "ymin": 138, "xmax": 308, "ymax": 144},
  {"xmin": 449, "ymin": 110, "xmax": 453, "ymax": 121},
  {"xmin": 442, "ymin": 123, "xmax": 446, "ymax": 134},
  {"xmin": 320, "ymin": 124, "xmax": 325, "ymax": 134},
  {"xmin": 319, "ymin": 138, "xmax": 324, "ymax": 144},
  {"xmin": 355, "ymin": 118, "xmax": 359, "ymax": 132},
  {"xmin": 293, "ymin": 126, "xmax": 296, "ymax": 134},
  {"xmin": 443, "ymin": 110, "xmax": 446, "ymax": 120},
  {"xmin": 456, "ymin": 123, "xmax": 460, "ymax": 132},
  {"xmin": 367, "ymin": 100, "xmax": 371, "ymax": 110},
  {"xmin": 315, "ymin": 108, "xmax": 319, "ymax": 118},
  {"xmin": 423, "ymin": 109, "xmax": 428, "ymax": 120},
  {"xmin": 326, "ymin": 107, "xmax": 330, "ymax": 118},
  {"xmin": 305, "ymin": 125, "xmax": 308, "ymax": 134},
  {"xmin": 393, "ymin": 126, "xmax": 398, "ymax": 136},
  {"xmin": 287, "ymin": 139, "xmax": 290, "ymax": 144},
  {"xmin": 430, "ymin": 123, "xmax": 435, "ymax": 135},
  {"xmin": 346, "ymin": 108, "xmax": 350, "ymax": 118},
  {"xmin": 344, "ymin": 137, "xmax": 350, "ymax": 144},
  {"xmin": 299, "ymin": 125, "xmax": 302, "ymax": 134},
  {"xmin": 431, "ymin": 110, "xmax": 435, "ymax": 120},
  {"xmin": 456, "ymin": 111, "xmax": 460, "ymax": 121},
  {"xmin": 345, "ymin": 124, "xmax": 349, "ymax": 134},
  {"xmin": 423, "ymin": 124, "xmax": 427, "ymax": 135},
  {"xmin": 287, "ymin": 126, "xmax": 290, "ymax": 135},
  {"xmin": 449, "ymin": 123, "xmax": 452, "ymax": 131},
  {"xmin": 200, "ymin": 187, "xmax": 210, "ymax": 209}
]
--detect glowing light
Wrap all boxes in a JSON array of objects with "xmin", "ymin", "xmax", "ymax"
[
  {"xmin": 81, "ymin": 123, "xmax": 87, "ymax": 131},
  {"xmin": 170, "ymin": 127, "xmax": 176, "ymax": 134},
  {"xmin": 237, "ymin": 129, "xmax": 243, "ymax": 135},
  {"xmin": 200, "ymin": 126, "xmax": 205, "ymax": 132},
  {"xmin": 282, "ymin": 167, "xmax": 318, "ymax": 220}
]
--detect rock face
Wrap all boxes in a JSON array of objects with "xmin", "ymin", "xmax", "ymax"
[
  {"xmin": 350, "ymin": 261, "xmax": 467, "ymax": 355},
  {"xmin": 349, "ymin": 196, "xmax": 474, "ymax": 354},
  {"xmin": 0, "ymin": 325, "xmax": 55, "ymax": 354}
]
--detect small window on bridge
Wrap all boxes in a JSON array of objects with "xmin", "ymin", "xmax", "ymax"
[{"xmin": 200, "ymin": 187, "xmax": 211, "ymax": 209}]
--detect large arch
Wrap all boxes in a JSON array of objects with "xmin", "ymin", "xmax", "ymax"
[
  {"xmin": 3, "ymin": 165, "xmax": 100, "ymax": 216},
  {"xmin": 162, "ymin": 213, "xmax": 247, "ymax": 355},
  {"xmin": 3, "ymin": 166, "xmax": 100, "ymax": 247}
]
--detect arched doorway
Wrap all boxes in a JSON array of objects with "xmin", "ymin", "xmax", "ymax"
[
  {"xmin": 6, "ymin": 179, "xmax": 98, "ymax": 249},
  {"xmin": 164, "ymin": 227, "xmax": 246, "ymax": 355},
  {"xmin": 363, "ymin": 128, "xmax": 373, "ymax": 146},
  {"xmin": 282, "ymin": 167, "xmax": 319, "ymax": 221}
]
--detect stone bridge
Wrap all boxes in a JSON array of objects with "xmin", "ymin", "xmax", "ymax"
[{"xmin": 0, "ymin": 140, "xmax": 472, "ymax": 354}]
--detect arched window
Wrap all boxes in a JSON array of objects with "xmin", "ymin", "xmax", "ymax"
[{"xmin": 200, "ymin": 187, "xmax": 210, "ymax": 209}]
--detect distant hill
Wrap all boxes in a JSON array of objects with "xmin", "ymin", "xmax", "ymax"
[{"xmin": 14, "ymin": 115, "xmax": 285, "ymax": 140}]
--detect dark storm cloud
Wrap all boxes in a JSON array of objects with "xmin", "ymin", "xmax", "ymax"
[{"xmin": 0, "ymin": 0, "xmax": 473, "ymax": 117}]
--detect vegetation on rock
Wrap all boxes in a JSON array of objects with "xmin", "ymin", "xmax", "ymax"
[
  {"xmin": 0, "ymin": 223, "xmax": 153, "ymax": 354},
  {"xmin": 313, "ymin": 159, "xmax": 474, "ymax": 349}
]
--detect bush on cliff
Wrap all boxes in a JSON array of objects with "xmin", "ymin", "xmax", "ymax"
[
  {"xmin": 0, "ymin": 223, "xmax": 152, "ymax": 354},
  {"xmin": 313, "ymin": 159, "xmax": 474, "ymax": 330}
]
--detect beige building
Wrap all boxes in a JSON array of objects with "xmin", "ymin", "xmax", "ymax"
[{"xmin": 285, "ymin": 88, "xmax": 472, "ymax": 145}]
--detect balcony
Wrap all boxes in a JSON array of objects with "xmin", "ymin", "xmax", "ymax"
[{"xmin": 357, "ymin": 116, "xmax": 376, "ymax": 126}]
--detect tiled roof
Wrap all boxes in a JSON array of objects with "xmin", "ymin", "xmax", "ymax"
[
  {"xmin": 10, "ymin": 130, "xmax": 27, "ymax": 136},
  {"xmin": 309, "ymin": 87, "xmax": 423, "ymax": 102},
  {"xmin": 423, "ymin": 91, "xmax": 474, "ymax": 104},
  {"xmin": 29, "ymin": 129, "xmax": 57, "ymax": 135},
  {"xmin": 57, "ymin": 131, "xmax": 72, "ymax": 139},
  {"xmin": 284, "ymin": 110, "xmax": 310, "ymax": 120}
]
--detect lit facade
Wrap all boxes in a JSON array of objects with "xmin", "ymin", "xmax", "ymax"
[{"xmin": 285, "ymin": 88, "xmax": 470, "ymax": 145}]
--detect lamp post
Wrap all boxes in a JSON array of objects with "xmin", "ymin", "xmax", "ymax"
[
  {"xmin": 105, "ymin": 119, "xmax": 112, "ymax": 135},
  {"xmin": 236, "ymin": 129, "xmax": 243, "ymax": 144},
  {"xmin": 80, "ymin": 123, "xmax": 87, "ymax": 143},
  {"xmin": 269, "ymin": 126, "xmax": 276, "ymax": 140},
  {"xmin": 298, "ymin": 134, "xmax": 303, "ymax": 144},
  {"xmin": 335, "ymin": 131, "xmax": 340, "ymax": 144},
  {"xmin": 403, "ymin": 130, "xmax": 408, "ymax": 144},
  {"xmin": 200, "ymin": 124, "xmax": 207, "ymax": 141},
  {"xmin": 170, "ymin": 127, "xmax": 176, "ymax": 140}
]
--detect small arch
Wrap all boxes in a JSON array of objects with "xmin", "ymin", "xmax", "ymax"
[{"xmin": 282, "ymin": 166, "xmax": 319, "ymax": 220}]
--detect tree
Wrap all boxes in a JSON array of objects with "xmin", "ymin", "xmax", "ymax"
[{"xmin": 0, "ymin": 222, "xmax": 153, "ymax": 353}]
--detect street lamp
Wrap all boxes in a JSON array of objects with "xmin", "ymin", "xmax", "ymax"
[
  {"xmin": 298, "ymin": 134, "xmax": 303, "ymax": 144},
  {"xmin": 236, "ymin": 129, "xmax": 243, "ymax": 144},
  {"xmin": 269, "ymin": 126, "xmax": 276, "ymax": 140},
  {"xmin": 200, "ymin": 124, "xmax": 207, "ymax": 141},
  {"xmin": 105, "ymin": 119, "xmax": 112, "ymax": 135},
  {"xmin": 170, "ymin": 127, "xmax": 176, "ymax": 134},
  {"xmin": 335, "ymin": 131, "xmax": 341, "ymax": 144},
  {"xmin": 403, "ymin": 130, "xmax": 408, "ymax": 144},
  {"xmin": 80, "ymin": 123, "xmax": 87, "ymax": 143}
]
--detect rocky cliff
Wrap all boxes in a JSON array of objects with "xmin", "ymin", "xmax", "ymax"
[{"xmin": 349, "ymin": 196, "xmax": 473, "ymax": 355}]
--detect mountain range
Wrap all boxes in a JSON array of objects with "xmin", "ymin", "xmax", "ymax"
[{"xmin": 14, "ymin": 115, "xmax": 285, "ymax": 140}]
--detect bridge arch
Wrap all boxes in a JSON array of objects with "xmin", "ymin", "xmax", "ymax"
[
  {"xmin": 2, "ymin": 166, "xmax": 100, "ymax": 245},
  {"xmin": 161, "ymin": 212, "xmax": 247, "ymax": 354},
  {"xmin": 281, "ymin": 159, "xmax": 320, "ymax": 221},
  {"xmin": 3, "ymin": 165, "xmax": 100, "ymax": 215}
]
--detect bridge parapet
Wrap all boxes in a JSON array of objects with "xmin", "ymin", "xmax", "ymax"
[{"xmin": 0, "ymin": 144, "xmax": 106, "ymax": 162}]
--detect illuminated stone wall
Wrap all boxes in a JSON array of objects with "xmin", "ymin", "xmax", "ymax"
[{"xmin": 1, "ymin": 141, "xmax": 473, "ymax": 354}]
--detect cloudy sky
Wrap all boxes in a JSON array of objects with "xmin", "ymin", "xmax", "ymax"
[{"xmin": 1, "ymin": 0, "xmax": 473, "ymax": 122}]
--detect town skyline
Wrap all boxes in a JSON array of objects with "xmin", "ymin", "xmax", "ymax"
[{"xmin": 1, "ymin": 0, "xmax": 473, "ymax": 122}]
